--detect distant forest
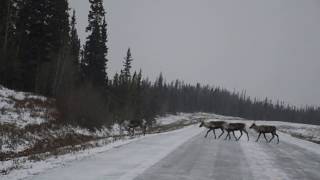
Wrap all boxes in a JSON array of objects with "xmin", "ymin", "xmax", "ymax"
[{"xmin": 1, "ymin": 0, "xmax": 319, "ymax": 127}]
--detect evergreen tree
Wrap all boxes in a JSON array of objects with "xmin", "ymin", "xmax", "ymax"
[
  {"xmin": 122, "ymin": 48, "xmax": 133, "ymax": 81},
  {"xmin": 0, "ymin": 0, "xmax": 10, "ymax": 54},
  {"xmin": 0, "ymin": 0, "xmax": 24, "ymax": 89},
  {"xmin": 82, "ymin": 0, "xmax": 108, "ymax": 88},
  {"xmin": 132, "ymin": 70, "xmax": 144, "ymax": 122},
  {"xmin": 49, "ymin": 0, "xmax": 71, "ymax": 96},
  {"xmin": 69, "ymin": 10, "xmax": 81, "ymax": 83},
  {"xmin": 116, "ymin": 48, "xmax": 135, "ymax": 122},
  {"xmin": 15, "ymin": 0, "xmax": 70, "ymax": 95}
]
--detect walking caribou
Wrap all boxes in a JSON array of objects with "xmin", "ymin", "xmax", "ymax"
[
  {"xmin": 223, "ymin": 122, "xmax": 249, "ymax": 141},
  {"xmin": 124, "ymin": 119, "xmax": 147, "ymax": 136},
  {"xmin": 199, "ymin": 120, "xmax": 226, "ymax": 139},
  {"xmin": 249, "ymin": 123, "xmax": 279, "ymax": 144}
]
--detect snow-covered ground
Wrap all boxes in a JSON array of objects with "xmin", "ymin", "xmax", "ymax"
[
  {"xmin": 1, "ymin": 125, "xmax": 202, "ymax": 180},
  {"xmin": 0, "ymin": 120, "xmax": 120, "ymax": 154},
  {"xmin": 0, "ymin": 85, "xmax": 124, "ymax": 154},
  {"xmin": 155, "ymin": 112, "xmax": 243, "ymax": 126},
  {"xmin": 1, "ymin": 137, "xmax": 138, "ymax": 180},
  {"xmin": 155, "ymin": 113, "xmax": 193, "ymax": 125},
  {"xmin": 0, "ymin": 85, "xmax": 52, "ymax": 127},
  {"xmin": 2, "ymin": 123, "xmax": 319, "ymax": 180}
]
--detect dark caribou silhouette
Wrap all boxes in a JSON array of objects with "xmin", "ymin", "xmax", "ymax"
[
  {"xmin": 223, "ymin": 123, "xmax": 249, "ymax": 141},
  {"xmin": 249, "ymin": 123, "xmax": 279, "ymax": 144},
  {"xmin": 125, "ymin": 120, "xmax": 147, "ymax": 136},
  {"xmin": 199, "ymin": 120, "xmax": 226, "ymax": 139}
]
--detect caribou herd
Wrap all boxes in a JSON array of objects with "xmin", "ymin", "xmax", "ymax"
[
  {"xmin": 123, "ymin": 118, "xmax": 280, "ymax": 144},
  {"xmin": 199, "ymin": 120, "xmax": 279, "ymax": 143}
]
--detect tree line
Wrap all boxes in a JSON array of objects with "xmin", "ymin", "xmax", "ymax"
[{"xmin": 1, "ymin": 0, "xmax": 319, "ymax": 129}]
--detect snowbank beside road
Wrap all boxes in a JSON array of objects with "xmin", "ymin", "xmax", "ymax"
[
  {"xmin": 155, "ymin": 112, "xmax": 243, "ymax": 126},
  {"xmin": 0, "ymin": 85, "xmax": 122, "ymax": 155}
]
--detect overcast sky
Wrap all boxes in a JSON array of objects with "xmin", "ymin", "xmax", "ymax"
[{"xmin": 69, "ymin": 0, "xmax": 320, "ymax": 107}]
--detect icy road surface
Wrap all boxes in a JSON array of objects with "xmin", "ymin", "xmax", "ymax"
[{"xmin": 24, "ymin": 125, "xmax": 320, "ymax": 180}]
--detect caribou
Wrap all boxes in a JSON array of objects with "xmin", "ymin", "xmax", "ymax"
[
  {"xmin": 223, "ymin": 122, "xmax": 249, "ymax": 141},
  {"xmin": 199, "ymin": 120, "xmax": 226, "ymax": 139},
  {"xmin": 249, "ymin": 123, "xmax": 279, "ymax": 143},
  {"xmin": 124, "ymin": 119, "xmax": 147, "ymax": 136}
]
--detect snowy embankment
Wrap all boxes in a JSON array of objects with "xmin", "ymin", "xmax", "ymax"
[
  {"xmin": 0, "ymin": 85, "xmax": 52, "ymax": 127},
  {"xmin": 0, "ymin": 85, "xmax": 124, "ymax": 176},
  {"xmin": 0, "ymin": 85, "xmax": 121, "ymax": 156},
  {"xmin": 155, "ymin": 112, "xmax": 243, "ymax": 126}
]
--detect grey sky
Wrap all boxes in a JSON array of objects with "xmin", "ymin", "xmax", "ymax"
[{"xmin": 69, "ymin": 0, "xmax": 320, "ymax": 107}]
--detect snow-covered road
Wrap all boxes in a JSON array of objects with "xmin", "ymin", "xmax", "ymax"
[
  {"xmin": 136, "ymin": 131, "xmax": 320, "ymax": 180},
  {"xmin": 23, "ymin": 125, "xmax": 320, "ymax": 180}
]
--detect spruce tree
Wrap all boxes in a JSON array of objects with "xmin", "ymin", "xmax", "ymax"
[
  {"xmin": 122, "ymin": 48, "xmax": 133, "ymax": 81},
  {"xmin": 132, "ymin": 70, "xmax": 144, "ymax": 123},
  {"xmin": 15, "ymin": 0, "xmax": 70, "ymax": 95},
  {"xmin": 0, "ymin": 0, "xmax": 10, "ymax": 54},
  {"xmin": 49, "ymin": 0, "xmax": 72, "ymax": 96},
  {"xmin": 70, "ymin": 10, "xmax": 81, "ymax": 83},
  {"xmin": 116, "ymin": 48, "xmax": 134, "ymax": 122},
  {"xmin": 82, "ymin": 0, "xmax": 108, "ymax": 88},
  {"xmin": 16, "ymin": 0, "xmax": 52, "ymax": 92},
  {"xmin": 70, "ymin": 10, "xmax": 80, "ymax": 56},
  {"xmin": 0, "ymin": 0, "xmax": 19, "ymax": 88}
]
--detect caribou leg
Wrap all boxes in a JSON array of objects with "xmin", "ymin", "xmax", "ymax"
[
  {"xmin": 218, "ymin": 128, "xmax": 224, "ymax": 138},
  {"xmin": 205, "ymin": 129, "xmax": 211, "ymax": 138},
  {"xmin": 232, "ymin": 131, "xmax": 238, "ymax": 140},
  {"xmin": 263, "ymin": 133, "xmax": 269, "ymax": 142},
  {"xmin": 237, "ymin": 130, "xmax": 243, "ymax": 141},
  {"xmin": 142, "ymin": 126, "xmax": 146, "ymax": 136},
  {"xmin": 224, "ymin": 131, "xmax": 230, "ymax": 140},
  {"xmin": 269, "ymin": 133, "xmax": 275, "ymax": 143},
  {"xmin": 212, "ymin": 129, "xmax": 217, "ymax": 139},
  {"xmin": 128, "ymin": 128, "xmax": 132, "ymax": 136},
  {"xmin": 274, "ymin": 133, "xmax": 279, "ymax": 144},
  {"xmin": 256, "ymin": 132, "xmax": 262, "ymax": 142},
  {"xmin": 243, "ymin": 129, "xmax": 249, "ymax": 141}
]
